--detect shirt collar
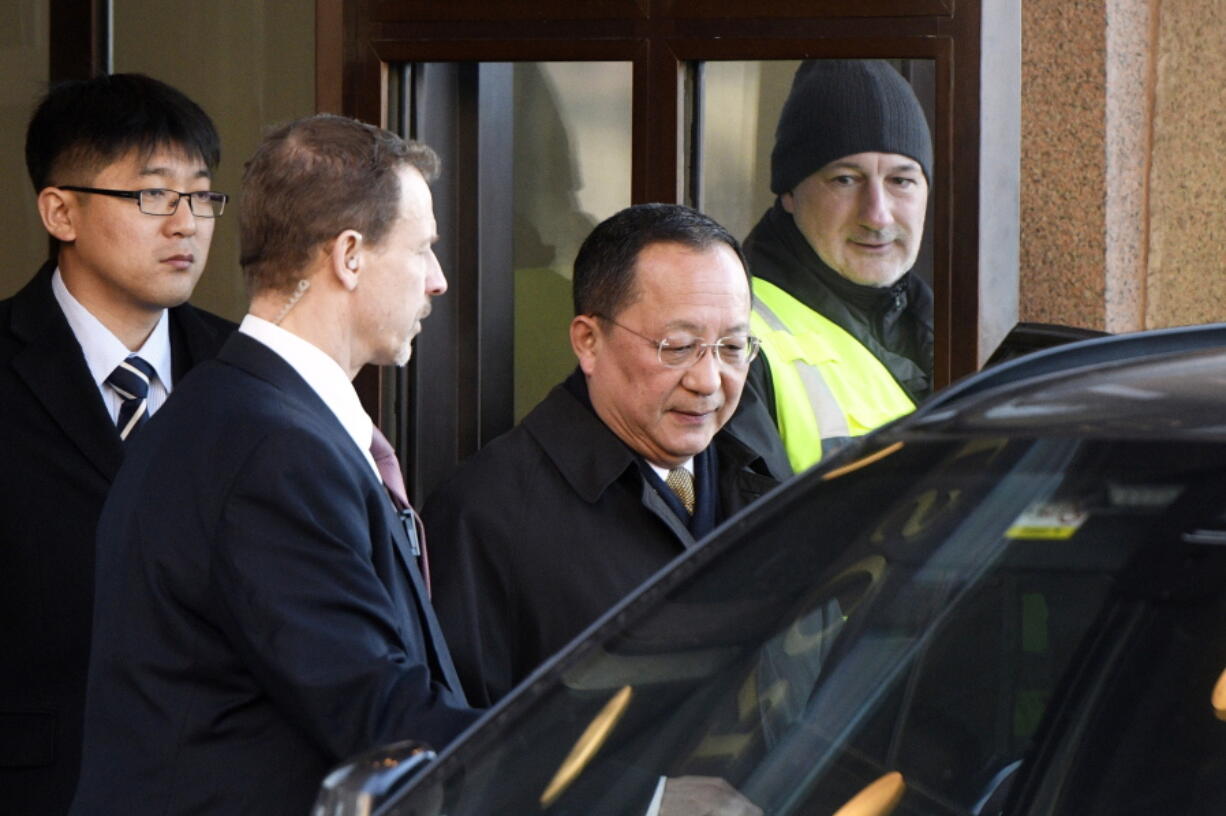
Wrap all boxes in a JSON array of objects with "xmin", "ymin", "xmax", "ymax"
[
  {"xmin": 647, "ymin": 459, "xmax": 694, "ymax": 482},
  {"xmin": 51, "ymin": 266, "xmax": 173, "ymax": 390},
  {"xmin": 237, "ymin": 314, "xmax": 377, "ymax": 477}
]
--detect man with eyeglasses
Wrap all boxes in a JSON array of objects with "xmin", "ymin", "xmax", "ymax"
[
  {"xmin": 426, "ymin": 204, "xmax": 789, "ymax": 711},
  {"xmin": 0, "ymin": 73, "xmax": 233, "ymax": 814}
]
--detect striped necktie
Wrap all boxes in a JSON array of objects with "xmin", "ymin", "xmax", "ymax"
[{"xmin": 106, "ymin": 355, "xmax": 157, "ymax": 441}]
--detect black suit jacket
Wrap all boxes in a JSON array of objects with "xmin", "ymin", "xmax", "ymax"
[
  {"xmin": 0, "ymin": 262, "xmax": 233, "ymax": 815},
  {"xmin": 70, "ymin": 332, "xmax": 478, "ymax": 816}
]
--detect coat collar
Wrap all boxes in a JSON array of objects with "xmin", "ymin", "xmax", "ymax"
[
  {"xmin": 522, "ymin": 370, "xmax": 640, "ymax": 505},
  {"xmin": 522, "ymin": 368, "xmax": 775, "ymax": 507},
  {"xmin": 217, "ymin": 331, "xmax": 337, "ymax": 415},
  {"xmin": 217, "ymin": 332, "xmax": 380, "ymax": 491}
]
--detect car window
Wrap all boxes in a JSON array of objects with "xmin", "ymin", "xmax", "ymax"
[{"xmin": 385, "ymin": 434, "xmax": 1226, "ymax": 816}]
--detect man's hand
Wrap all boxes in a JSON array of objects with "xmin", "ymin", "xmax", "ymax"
[{"xmin": 659, "ymin": 775, "xmax": 763, "ymax": 816}]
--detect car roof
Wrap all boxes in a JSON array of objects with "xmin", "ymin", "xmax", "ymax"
[{"xmin": 905, "ymin": 322, "xmax": 1226, "ymax": 440}]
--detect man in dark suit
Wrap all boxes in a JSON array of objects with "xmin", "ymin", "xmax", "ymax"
[
  {"xmin": 427, "ymin": 204, "xmax": 789, "ymax": 703},
  {"xmin": 0, "ymin": 74, "xmax": 233, "ymax": 814},
  {"xmin": 71, "ymin": 114, "xmax": 478, "ymax": 816}
]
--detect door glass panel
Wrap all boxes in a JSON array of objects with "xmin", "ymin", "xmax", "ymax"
[
  {"xmin": 513, "ymin": 62, "xmax": 632, "ymax": 420},
  {"xmin": 387, "ymin": 62, "xmax": 630, "ymax": 498},
  {"xmin": 112, "ymin": 0, "xmax": 314, "ymax": 322},
  {"xmin": 1, "ymin": 0, "xmax": 50, "ymax": 298},
  {"xmin": 690, "ymin": 60, "xmax": 935, "ymax": 289}
]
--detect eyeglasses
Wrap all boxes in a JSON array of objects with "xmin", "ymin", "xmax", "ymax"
[
  {"xmin": 593, "ymin": 314, "xmax": 761, "ymax": 369},
  {"xmin": 58, "ymin": 186, "xmax": 228, "ymax": 218}
]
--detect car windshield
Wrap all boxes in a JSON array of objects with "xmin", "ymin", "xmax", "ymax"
[{"xmin": 387, "ymin": 433, "xmax": 1226, "ymax": 816}]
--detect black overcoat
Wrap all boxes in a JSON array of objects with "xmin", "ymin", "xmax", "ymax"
[{"xmin": 425, "ymin": 373, "xmax": 789, "ymax": 707}]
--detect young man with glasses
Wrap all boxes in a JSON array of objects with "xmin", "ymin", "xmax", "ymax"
[
  {"xmin": 425, "ymin": 203, "xmax": 790, "ymax": 710},
  {"xmin": 0, "ymin": 73, "xmax": 233, "ymax": 814}
]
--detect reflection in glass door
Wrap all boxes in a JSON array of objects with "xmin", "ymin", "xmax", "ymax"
[
  {"xmin": 511, "ymin": 62, "xmax": 631, "ymax": 419},
  {"xmin": 387, "ymin": 61, "xmax": 631, "ymax": 500}
]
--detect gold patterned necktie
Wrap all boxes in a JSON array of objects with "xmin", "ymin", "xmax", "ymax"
[{"xmin": 665, "ymin": 467, "xmax": 695, "ymax": 515}]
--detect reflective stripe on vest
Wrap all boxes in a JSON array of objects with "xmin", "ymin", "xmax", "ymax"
[{"xmin": 751, "ymin": 278, "xmax": 916, "ymax": 472}]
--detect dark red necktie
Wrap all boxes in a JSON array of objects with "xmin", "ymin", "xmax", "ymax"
[{"xmin": 370, "ymin": 426, "xmax": 431, "ymax": 595}]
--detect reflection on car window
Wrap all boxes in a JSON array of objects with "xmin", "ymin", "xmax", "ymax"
[{"xmin": 393, "ymin": 435, "xmax": 1226, "ymax": 816}]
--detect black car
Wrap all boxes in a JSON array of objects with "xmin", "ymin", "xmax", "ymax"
[{"xmin": 318, "ymin": 323, "xmax": 1226, "ymax": 816}]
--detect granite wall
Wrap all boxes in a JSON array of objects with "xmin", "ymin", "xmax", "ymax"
[{"xmin": 1021, "ymin": 0, "xmax": 1226, "ymax": 331}]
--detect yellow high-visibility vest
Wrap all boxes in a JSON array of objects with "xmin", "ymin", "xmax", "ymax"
[{"xmin": 751, "ymin": 278, "xmax": 916, "ymax": 472}]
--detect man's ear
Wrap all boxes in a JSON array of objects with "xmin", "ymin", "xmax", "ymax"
[
  {"xmin": 38, "ymin": 188, "xmax": 77, "ymax": 243},
  {"xmin": 570, "ymin": 314, "xmax": 601, "ymax": 375},
  {"xmin": 780, "ymin": 191, "xmax": 796, "ymax": 214},
  {"xmin": 330, "ymin": 230, "xmax": 364, "ymax": 290}
]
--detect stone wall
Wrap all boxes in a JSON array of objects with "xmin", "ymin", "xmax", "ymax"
[{"xmin": 1021, "ymin": 0, "xmax": 1226, "ymax": 331}]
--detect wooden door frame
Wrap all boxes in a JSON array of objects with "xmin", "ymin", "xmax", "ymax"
[{"xmin": 317, "ymin": 0, "xmax": 1002, "ymax": 501}]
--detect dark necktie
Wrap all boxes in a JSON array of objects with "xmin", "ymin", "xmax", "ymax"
[
  {"xmin": 370, "ymin": 426, "xmax": 431, "ymax": 595},
  {"xmin": 106, "ymin": 355, "xmax": 157, "ymax": 441},
  {"xmin": 666, "ymin": 467, "xmax": 695, "ymax": 515}
]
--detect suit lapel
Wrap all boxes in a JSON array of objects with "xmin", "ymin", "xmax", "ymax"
[
  {"xmin": 8, "ymin": 265, "xmax": 122, "ymax": 481},
  {"xmin": 221, "ymin": 333, "xmax": 467, "ymax": 701},
  {"xmin": 382, "ymin": 501, "xmax": 467, "ymax": 701},
  {"xmin": 639, "ymin": 478, "xmax": 695, "ymax": 544}
]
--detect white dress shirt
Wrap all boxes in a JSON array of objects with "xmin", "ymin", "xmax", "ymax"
[
  {"xmin": 238, "ymin": 314, "xmax": 381, "ymax": 479},
  {"xmin": 52, "ymin": 267, "xmax": 172, "ymax": 423}
]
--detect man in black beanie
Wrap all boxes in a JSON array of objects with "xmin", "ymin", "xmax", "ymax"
[{"xmin": 742, "ymin": 59, "xmax": 933, "ymax": 472}]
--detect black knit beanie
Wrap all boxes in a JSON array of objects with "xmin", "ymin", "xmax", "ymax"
[{"xmin": 770, "ymin": 60, "xmax": 933, "ymax": 195}]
